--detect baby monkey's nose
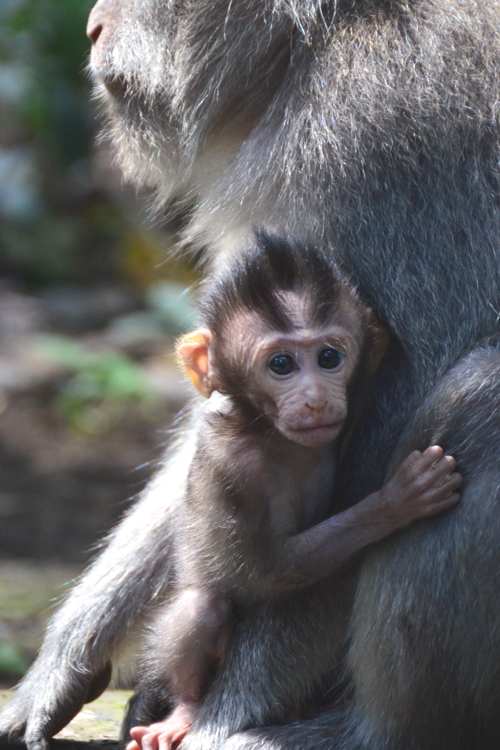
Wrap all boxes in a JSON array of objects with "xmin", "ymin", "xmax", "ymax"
[{"xmin": 304, "ymin": 392, "xmax": 328, "ymax": 412}]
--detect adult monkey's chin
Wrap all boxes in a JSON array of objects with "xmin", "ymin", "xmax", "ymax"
[
  {"xmin": 94, "ymin": 72, "xmax": 131, "ymax": 101},
  {"xmin": 84, "ymin": 0, "xmax": 294, "ymax": 241},
  {"xmin": 87, "ymin": 0, "xmax": 177, "ymax": 98},
  {"xmin": 86, "ymin": 0, "xmax": 185, "ymax": 200}
]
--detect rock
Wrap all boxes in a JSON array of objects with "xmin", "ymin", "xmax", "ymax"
[{"xmin": 0, "ymin": 690, "xmax": 131, "ymax": 747}]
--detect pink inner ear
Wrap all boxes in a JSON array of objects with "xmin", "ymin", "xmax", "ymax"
[{"xmin": 196, "ymin": 350, "xmax": 209, "ymax": 376}]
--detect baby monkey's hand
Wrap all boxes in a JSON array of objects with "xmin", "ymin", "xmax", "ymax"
[{"xmin": 380, "ymin": 445, "xmax": 462, "ymax": 528}]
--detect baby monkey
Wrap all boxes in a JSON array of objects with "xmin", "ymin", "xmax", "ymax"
[{"xmin": 129, "ymin": 234, "xmax": 462, "ymax": 750}]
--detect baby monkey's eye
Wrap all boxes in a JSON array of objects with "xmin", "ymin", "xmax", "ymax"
[
  {"xmin": 268, "ymin": 354, "xmax": 297, "ymax": 376},
  {"xmin": 318, "ymin": 347, "xmax": 344, "ymax": 370}
]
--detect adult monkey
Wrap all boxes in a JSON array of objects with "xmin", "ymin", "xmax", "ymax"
[{"xmin": 2, "ymin": 0, "xmax": 500, "ymax": 748}]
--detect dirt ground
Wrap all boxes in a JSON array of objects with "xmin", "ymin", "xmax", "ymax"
[{"xmin": 0, "ymin": 389, "xmax": 170, "ymax": 561}]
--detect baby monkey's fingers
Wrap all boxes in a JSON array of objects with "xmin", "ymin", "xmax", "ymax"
[
  {"xmin": 383, "ymin": 446, "xmax": 462, "ymax": 527},
  {"xmin": 421, "ymin": 471, "xmax": 463, "ymax": 515},
  {"xmin": 415, "ymin": 446, "xmax": 457, "ymax": 478},
  {"xmin": 426, "ymin": 490, "xmax": 462, "ymax": 516},
  {"xmin": 419, "ymin": 452, "xmax": 458, "ymax": 490},
  {"xmin": 420, "ymin": 445, "xmax": 445, "ymax": 465},
  {"xmin": 396, "ymin": 446, "xmax": 446, "ymax": 482},
  {"xmin": 398, "ymin": 446, "xmax": 456, "ymax": 490}
]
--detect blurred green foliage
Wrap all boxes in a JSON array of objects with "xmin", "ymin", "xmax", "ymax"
[
  {"xmin": 0, "ymin": 562, "xmax": 80, "ymax": 678},
  {"xmin": 0, "ymin": 0, "xmax": 95, "ymax": 164},
  {"xmin": 0, "ymin": 640, "xmax": 29, "ymax": 676},
  {"xmin": 0, "ymin": 0, "xmax": 200, "ymax": 291},
  {"xmin": 0, "ymin": 0, "xmax": 114, "ymax": 286},
  {"xmin": 37, "ymin": 334, "xmax": 160, "ymax": 433}
]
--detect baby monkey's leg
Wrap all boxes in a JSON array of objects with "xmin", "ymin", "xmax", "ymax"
[{"xmin": 128, "ymin": 589, "xmax": 232, "ymax": 750}]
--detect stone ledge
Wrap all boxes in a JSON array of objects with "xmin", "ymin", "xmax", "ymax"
[
  {"xmin": 0, "ymin": 690, "xmax": 131, "ymax": 749},
  {"xmin": 0, "ymin": 742, "xmax": 120, "ymax": 750}
]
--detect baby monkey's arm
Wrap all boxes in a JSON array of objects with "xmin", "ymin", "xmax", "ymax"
[{"xmin": 275, "ymin": 445, "xmax": 462, "ymax": 590}]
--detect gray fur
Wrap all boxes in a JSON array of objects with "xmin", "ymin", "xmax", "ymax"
[
  {"xmin": 3, "ymin": 0, "xmax": 500, "ymax": 747},
  {"xmin": 90, "ymin": 0, "xmax": 500, "ymax": 496},
  {"xmin": 214, "ymin": 343, "xmax": 500, "ymax": 750}
]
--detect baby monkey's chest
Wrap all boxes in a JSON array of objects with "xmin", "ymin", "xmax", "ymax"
[{"xmin": 266, "ymin": 455, "xmax": 337, "ymax": 534}]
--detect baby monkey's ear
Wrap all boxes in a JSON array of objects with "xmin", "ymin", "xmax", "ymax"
[
  {"xmin": 177, "ymin": 329, "xmax": 214, "ymax": 398},
  {"xmin": 365, "ymin": 311, "xmax": 390, "ymax": 376}
]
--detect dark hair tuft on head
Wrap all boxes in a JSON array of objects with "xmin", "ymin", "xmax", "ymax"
[{"xmin": 199, "ymin": 231, "xmax": 358, "ymax": 335}]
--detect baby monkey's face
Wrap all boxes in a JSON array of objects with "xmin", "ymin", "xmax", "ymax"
[
  {"xmin": 246, "ymin": 323, "xmax": 361, "ymax": 448},
  {"xmin": 177, "ymin": 292, "xmax": 385, "ymax": 450}
]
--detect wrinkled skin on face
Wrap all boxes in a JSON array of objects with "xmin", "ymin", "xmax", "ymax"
[
  {"xmin": 249, "ymin": 331, "xmax": 354, "ymax": 446},
  {"xmin": 245, "ymin": 294, "xmax": 363, "ymax": 446},
  {"xmin": 178, "ymin": 293, "xmax": 366, "ymax": 448},
  {"xmin": 229, "ymin": 320, "xmax": 359, "ymax": 447}
]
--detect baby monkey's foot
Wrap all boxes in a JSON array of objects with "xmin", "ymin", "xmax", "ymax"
[{"xmin": 127, "ymin": 703, "xmax": 196, "ymax": 750}]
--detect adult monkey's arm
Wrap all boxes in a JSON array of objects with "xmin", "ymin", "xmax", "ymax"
[{"xmin": 0, "ymin": 427, "xmax": 196, "ymax": 750}]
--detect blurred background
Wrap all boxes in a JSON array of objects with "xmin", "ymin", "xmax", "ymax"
[{"xmin": 0, "ymin": 0, "xmax": 197, "ymax": 686}]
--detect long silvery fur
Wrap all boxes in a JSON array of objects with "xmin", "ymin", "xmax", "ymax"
[{"xmin": 3, "ymin": 0, "xmax": 500, "ymax": 748}]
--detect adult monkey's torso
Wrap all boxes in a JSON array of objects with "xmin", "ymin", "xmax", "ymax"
[{"xmin": 94, "ymin": 0, "xmax": 500, "ymax": 502}]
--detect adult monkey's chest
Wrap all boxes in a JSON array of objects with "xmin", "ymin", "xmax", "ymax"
[{"xmin": 93, "ymin": 0, "xmax": 500, "ymax": 486}]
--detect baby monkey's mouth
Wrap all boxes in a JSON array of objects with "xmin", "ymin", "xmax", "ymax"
[
  {"xmin": 285, "ymin": 416, "xmax": 344, "ymax": 432},
  {"xmin": 283, "ymin": 421, "xmax": 343, "ymax": 448},
  {"xmin": 293, "ymin": 423, "xmax": 339, "ymax": 431}
]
